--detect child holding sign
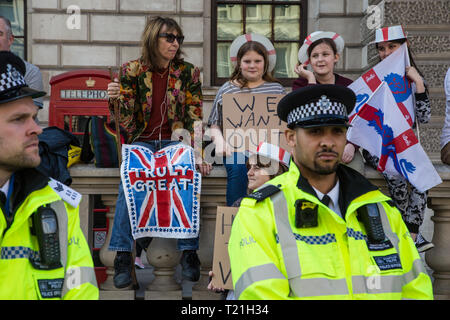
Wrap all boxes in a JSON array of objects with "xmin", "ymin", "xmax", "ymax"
[
  {"xmin": 207, "ymin": 34, "xmax": 285, "ymax": 206},
  {"xmin": 208, "ymin": 142, "xmax": 290, "ymax": 299}
]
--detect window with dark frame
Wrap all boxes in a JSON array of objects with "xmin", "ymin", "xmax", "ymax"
[
  {"xmin": 212, "ymin": 0, "xmax": 307, "ymax": 87},
  {"xmin": 0, "ymin": 0, "xmax": 26, "ymax": 59}
]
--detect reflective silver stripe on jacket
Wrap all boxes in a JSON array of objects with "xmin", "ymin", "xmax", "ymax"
[
  {"xmin": 51, "ymin": 201, "xmax": 97, "ymax": 296},
  {"xmin": 376, "ymin": 203, "xmax": 400, "ymax": 252},
  {"xmin": 352, "ymin": 259, "xmax": 428, "ymax": 295},
  {"xmin": 271, "ymin": 190, "xmax": 302, "ymax": 297},
  {"xmin": 62, "ymin": 266, "xmax": 98, "ymax": 297},
  {"xmin": 234, "ymin": 263, "xmax": 286, "ymax": 299},
  {"xmin": 50, "ymin": 201, "xmax": 68, "ymax": 270},
  {"xmin": 50, "ymin": 200, "xmax": 97, "ymax": 297},
  {"xmin": 271, "ymin": 190, "xmax": 349, "ymax": 297}
]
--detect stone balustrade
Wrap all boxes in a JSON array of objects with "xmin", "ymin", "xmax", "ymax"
[{"xmin": 70, "ymin": 162, "xmax": 450, "ymax": 300}]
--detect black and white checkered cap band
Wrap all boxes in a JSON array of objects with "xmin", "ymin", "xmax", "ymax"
[
  {"xmin": 287, "ymin": 95, "xmax": 347, "ymax": 125},
  {"xmin": 0, "ymin": 64, "xmax": 27, "ymax": 92}
]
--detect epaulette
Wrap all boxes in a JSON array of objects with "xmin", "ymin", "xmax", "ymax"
[
  {"xmin": 245, "ymin": 184, "xmax": 281, "ymax": 202},
  {"xmin": 48, "ymin": 178, "xmax": 82, "ymax": 208}
]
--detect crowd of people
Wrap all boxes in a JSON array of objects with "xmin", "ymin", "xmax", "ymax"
[{"xmin": 0, "ymin": 13, "xmax": 448, "ymax": 300}]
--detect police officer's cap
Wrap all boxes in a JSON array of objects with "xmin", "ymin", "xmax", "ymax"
[
  {"xmin": 277, "ymin": 84, "xmax": 356, "ymax": 128},
  {"xmin": 0, "ymin": 51, "xmax": 46, "ymax": 107}
]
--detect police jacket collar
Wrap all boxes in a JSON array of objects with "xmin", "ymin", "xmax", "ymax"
[
  {"xmin": 295, "ymin": 162, "xmax": 378, "ymax": 217},
  {"xmin": 8, "ymin": 168, "xmax": 49, "ymax": 215}
]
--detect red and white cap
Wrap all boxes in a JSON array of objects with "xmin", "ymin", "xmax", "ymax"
[
  {"xmin": 371, "ymin": 25, "xmax": 407, "ymax": 44},
  {"xmin": 230, "ymin": 33, "xmax": 277, "ymax": 72},
  {"xmin": 248, "ymin": 142, "xmax": 291, "ymax": 168},
  {"xmin": 297, "ymin": 31, "xmax": 344, "ymax": 65}
]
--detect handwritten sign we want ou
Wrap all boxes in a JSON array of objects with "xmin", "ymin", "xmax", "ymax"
[{"xmin": 222, "ymin": 93, "xmax": 288, "ymax": 153}]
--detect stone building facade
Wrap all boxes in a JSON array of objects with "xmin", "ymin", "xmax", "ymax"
[{"xmin": 23, "ymin": 0, "xmax": 450, "ymax": 160}]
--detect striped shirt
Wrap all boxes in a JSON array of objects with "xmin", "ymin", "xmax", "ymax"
[{"xmin": 207, "ymin": 81, "xmax": 286, "ymax": 129}]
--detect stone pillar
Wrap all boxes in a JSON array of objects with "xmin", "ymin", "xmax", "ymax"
[
  {"xmin": 99, "ymin": 194, "xmax": 135, "ymax": 299},
  {"xmin": 425, "ymin": 174, "xmax": 450, "ymax": 299},
  {"xmin": 144, "ymin": 238, "xmax": 182, "ymax": 300}
]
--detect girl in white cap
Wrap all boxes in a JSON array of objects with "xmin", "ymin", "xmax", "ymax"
[
  {"xmin": 342, "ymin": 25, "xmax": 432, "ymax": 253},
  {"xmin": 207, "ymin": 34, "xmax": 285, "ymax": 206},
  {"xmin": 207, "ymin": 142, "xmax": 290, "ymax": 299},
  {"xmin": 293, "ymin": 31, "xmax": 353, "ymax": 90}
]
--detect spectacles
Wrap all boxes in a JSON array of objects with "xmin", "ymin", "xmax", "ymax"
[{"xmin": 159, "ymin": 33, "xmax": 184, "ymax": 45}]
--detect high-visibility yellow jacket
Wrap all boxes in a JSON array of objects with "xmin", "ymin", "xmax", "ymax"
[
  {"xmin": 0, "ymin": 169, "xmax": 99, "ymax": 300},
  {"xmin": 228, "ymin": 162, "xmax": 433, "ymax": 300}
]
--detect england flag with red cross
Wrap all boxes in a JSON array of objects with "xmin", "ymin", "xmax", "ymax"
[
  {"xmin": 347, "ymin": 82, "xmax": 441, "ymax": 193},
  {"xmin": 121, "ymin": 143, "xmax": 201, "ymax": 239},
  {"xmin": 348, "ymin": 43, "xmax": 415, "ymax": 127}
]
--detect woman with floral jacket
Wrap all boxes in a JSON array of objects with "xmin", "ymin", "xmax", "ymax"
[{"xmin": 106, "ymin": 16, "xmax": 210, "ymax": 289}]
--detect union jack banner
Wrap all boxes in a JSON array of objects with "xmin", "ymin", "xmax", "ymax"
[
  {"xmin": 121, "ymin": 143, "xmax": 201, "ymax": 239},
  {"xmin": 348, "ymin": 43, "xmax": 415, "ymax": 127}
]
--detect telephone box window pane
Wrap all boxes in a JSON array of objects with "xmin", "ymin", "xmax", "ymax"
[
  {"xmin": 73, "ymin": 116, "xmax": 91, "ymax": 135},
  {"xmin": 217, "ymin": 4, "xmax": 243, "ymax": 41},
  {"xmin": 273, "ymin": 42, "xmax": 299, "ymax": 78},
  {"xmin": 274, "ymin": 5, "xmax": 300, "ymax": 41},
  {"xmin": 64, "ymin": 115, "xmax": 71, "ymax": 132},
  {"xmin": 245, "ymin": 5, "xmax": 271, "ymax": 38}
]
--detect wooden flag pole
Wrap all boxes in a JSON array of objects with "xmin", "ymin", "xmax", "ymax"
[{"xmin": 109, "ymin": 67, "xmax": 122, "ymax": 165}]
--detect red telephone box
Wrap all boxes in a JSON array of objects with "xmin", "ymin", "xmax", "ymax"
[{"xmin": 49, "ymin": 69, "xmax": 114, "ymax": 139}]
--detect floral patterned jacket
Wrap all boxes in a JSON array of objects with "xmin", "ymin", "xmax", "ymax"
[{"xmin": 110, "ymin": 58, "xmax": 203, "ymax": 145}]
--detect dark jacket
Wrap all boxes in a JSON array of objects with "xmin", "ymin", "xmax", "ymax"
[{"xmin": 37, "ymin": 126, "xmax": 80, "ymax": 186}]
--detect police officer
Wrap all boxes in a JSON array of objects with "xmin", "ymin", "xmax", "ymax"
[
  {"xmin": 228, "ymin": 84, "xmax": 433, "ymax": 300},
  {"xmin": 0, "ymin": 51, "xmax": 99, "ymax": 299}
]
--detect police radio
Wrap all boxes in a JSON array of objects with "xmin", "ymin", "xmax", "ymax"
[
  {"xmin": 30, "ymin": 205, "xmax": 62, "ymax": 270},
  {"xmin": 357, "ymin": 203, "xmax": 385, "ymax": 243}
]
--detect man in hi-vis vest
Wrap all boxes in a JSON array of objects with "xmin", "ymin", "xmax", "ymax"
[
  {"xmin": 228, "ymin": 84, "xmax": 433, "ymax": 300},
  {"xmin": 0, "ymin": 51, "xmax": 98, "ymax": 299}
]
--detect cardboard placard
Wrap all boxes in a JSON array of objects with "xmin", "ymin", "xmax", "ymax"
[
  {"xmin": 222, "ymin": 93, "xmax": 288, "ymax": 152},
  {"xmin": 211, "ymin": 206, "xmax": 239, "ymax": 290}
]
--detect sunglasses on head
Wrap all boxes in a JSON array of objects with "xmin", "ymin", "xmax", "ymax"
[{"xmin": 159, "ymin": 33, "xmax": 184, "ymax": 45}]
